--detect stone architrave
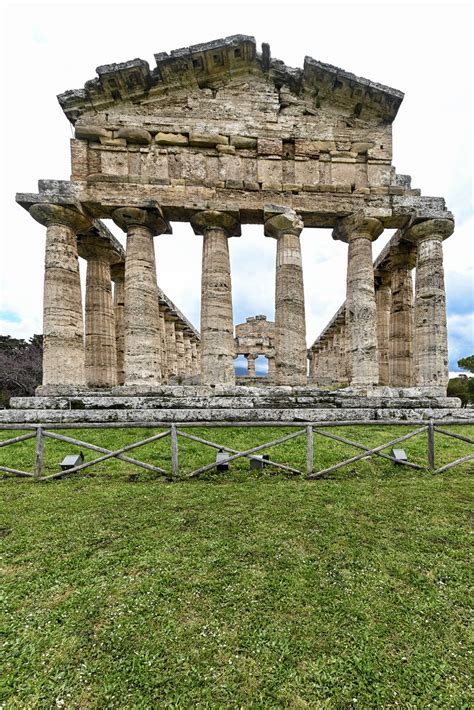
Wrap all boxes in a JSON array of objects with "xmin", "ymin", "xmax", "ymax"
[
  {"xmin": 389, "ymin": 245, "xmax": 416, "ymax": 387},
  {"xmin": 81, "ymin": 237, "xmax": 118, "ymax": 388},
  {"xmin": 164, "ymin": 316, "xmax": 178, "ymax": 378},
  {"xmin": 112, "ymin": 206, "xmax": 171, "ymax": 385},
  {"xmin": 29, "ymin": 204, "xmax": 90, "ymax": 386},
  {"xmin": 191, "ymin": 209, "xmax": 240, "ymax": 385},
  {"xmin": 406, "ymin": 219, "xmax": 454, "ymax": 388},
  {"xmin": 375, "ymin": 272, "xmax": 391, "ymax": 386},
  {"xmin": 264, "ymin": 207, "xmax": 307, "ymax": 386},
  {"xmin": 334, "ymin": 214, "xmax": 384, "ymax": 386},
  {"xmin": 111, "ymin": 264, "xmax": 125, "ymax": 386}
]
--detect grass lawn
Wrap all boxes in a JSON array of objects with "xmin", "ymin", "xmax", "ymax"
[{"xmin": 0, "ymin": 426, "xmax": 473, "ymax": 708}]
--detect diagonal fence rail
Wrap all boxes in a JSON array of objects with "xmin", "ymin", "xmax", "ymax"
[{"xmin": 0, "ymin": 420, "xmax": 472, "ymax": 481}]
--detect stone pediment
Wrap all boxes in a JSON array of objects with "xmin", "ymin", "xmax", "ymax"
[{"xmin": 58, "ymin": 35, "xmax": 403, "ymax": 126}]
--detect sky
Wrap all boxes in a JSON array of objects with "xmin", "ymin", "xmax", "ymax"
[{"xmin": 0, "ymin": 0, "xmax": 473, "ymax": 375}]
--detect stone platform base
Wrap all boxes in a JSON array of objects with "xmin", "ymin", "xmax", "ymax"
[{"xmin": 1, "ymin": 385, "xmax": 468, "ymax": 424}]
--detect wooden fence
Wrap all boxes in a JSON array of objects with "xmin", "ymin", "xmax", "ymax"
[{"xmin": 0, "ymin": 420, "xmax": 473, "ymax": 481}]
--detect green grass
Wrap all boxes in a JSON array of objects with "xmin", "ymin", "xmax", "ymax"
[{"xmin": 1, "ymin": 426, "xmax": 473, "ymax": 707}]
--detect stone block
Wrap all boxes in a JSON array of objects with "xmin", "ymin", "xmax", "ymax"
[
  {"xmin": 189, "ymin": 133, "xmax": 229, "ymax": 147},
  {"xmin": 294, "ymin": 139, "xmax": 336, "ymax": 155},
  {"xmin": 217, "ymin": 144, "xmax": 236, "ymax": 155},
  {"xmin": 75, "ymin": 125, "xmax": 112, "ymax": 141},
  {"xmin": 258, "ymin": 158, "xmax": 282, "ymax": 184},
  {"xmin": 155, "ymin": 132, "xmax": 188, "ymax": 145},
  {"xmin": 101, "ymin": 151, "xmax": 129, "ymax": 176},
  {"xmin": 367, "ymin": 163, "xmax": 392, "ymax": 186},
  {"xmin": 258, "ymin": 137, "xmax": 282, "ymax": 155},
  {"xmin": 331, "ymin": 162, "xmax": 356, "ymax": 185},
  {"xmin": 230, "ymin": 135, "xmax": 257, "ymax": 149},
  {"xmin": 295, "ymin": 160, "xmax": 318, "ymax": 185},
  {"xmin": 117, "ymin": 127, "xmax": 152, "ymax": 144}
]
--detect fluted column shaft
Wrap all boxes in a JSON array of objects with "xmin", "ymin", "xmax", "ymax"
[
  {"xmin": 159, "ymin": 313, "xmax": 168, "ymax": 382},
  {"xmin": 85, "ymin": 252, "xmax": 117, "ymax": 387},
  {"xmin": 389, "ymin": 249, "xmax": 415, "ymax": 387},
  {"xmin": 191, "ymin": 210, "xmax": 239, "ymax": 385},
  {"xmin": 375, "ymin": 275, "xmax": 391, "ymax": 386},
  {"xmin": 175, "ymin": 330, "xmax": 186, "ymax": 377},
  {"xmin": 407, "ymin": 219, "xmax": 454, "ymax": 389},
  {"xmin": 165, "ymin": 318, "xmax": 178, "ymax": 378},
  {"xmin": 183, "ymin": 336, "xmax": 193, "ymax": 376},
  {"xmin": 268, "ymin": 356, "xmax": 276, "ymax": 379},
  {"xmin": 265, "ymin": 208, "xmax": 307, "ymax": 385},
  {"xmin": 190, "ymin": 341, "xmax": 199, "ymax": 376},
  {"xmin": 111, "ymin": 266, "xmax": 125, "ymax": 386},
  {"xmin": 112, "ymin": 207, "xmax": 170, "ymax": 386},
  {"xmin": 247, "ymin": 354, "xmax": 257, "ymax": 377},
  {"xmin": 334, "ymin": 215, "xmax": 383, "ymax": 386},
  {"xmin": 29, "ymin": 204, "xmax": 89, "ymax": 386}
]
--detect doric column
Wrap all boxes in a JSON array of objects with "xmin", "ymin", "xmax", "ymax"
[
  {"xmin": 111, "ymin": 264, "xmax": 125, "ymax": 386},
  {"xmin": 183, "ymin": 334, "xmax": 193, "ymax": 376},
  {"xmin": 112, "ymin": 206, "xmax": 170, "ymax": 385},
  {"xmin": 159, "ymin": 312, "xmax": 168, "ymax": 382},
  {"xmin": 389, "ymin": 245, "xmax": 416, "ymax": 387},
  {"xmin": 333, "ymin": 214, "xmax": 384, "ymax": 386},
  {"xmin": 264, "ymin": 207, "xmax": 307, "ymax": 386},
  {"xmin": 375, "ymin": 272, "xmax": 391, "ymax": 386},
  {"xmin": 190, "ymin": 340, "xmax": 199, "ymax": 376},
  {"xmin": 81, "ymin": 237, "xmax": 118, "ymax": 388},
  {"xmin": 268, "ymin": 355, "xmax": 276, "ymax": 379},
  {"xmin": 29, "ymin": 204, "xmax": 90, "ymax": 386},
  {"xmin": 174, "ymin": 328, "xmax": 186, "ymax": 378},
  {"xmin": 406, "ymin": 219, "xmax": 454, "ymax": 389},
  {"xmin": 338, "ymin": 324, "xmax": 349, "ymax": 384},
  {"xmin": 190, "ymin": 210, "xmax": 240, "ymax": 385},
  {"xmin": 164, "ymin": 316, "xmax": 178, "ymax": 379},
  {"xmin": 247, "ymin": 354, "xmax": 257, "ymax": 377}
]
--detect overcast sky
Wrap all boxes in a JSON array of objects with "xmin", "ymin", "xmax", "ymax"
[{"xmin": 0, "ymin": 0, "xmax": 472, "ymax": 374}]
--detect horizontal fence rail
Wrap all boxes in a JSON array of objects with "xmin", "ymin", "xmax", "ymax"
[{"xmin": 0, "ymin": 420, "xmax": 473, "ymax": 482}]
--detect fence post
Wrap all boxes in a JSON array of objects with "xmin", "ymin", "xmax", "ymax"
[
  {"xmin": 306, "ymin": 425, "xmax": 314, "ymax": 476},
  {"xmin": 35, "ymin": 427, "xmax": 44, "ymax": 479},
  {"xmin": 171, "ymin": 425, "xmax": 179, "ymax": 479},
  {"xmin": 427, "ymin": 421, "xmax": 435, "ymax": 470}
]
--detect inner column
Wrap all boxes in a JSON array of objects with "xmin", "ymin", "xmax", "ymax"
[
  {"xmin": 333, "ymin": 214, "xmax": 384, "ymax": 387},
  {"xmin": 112, "ymin": 206, "xmax": 170, "ymax": 386},
  {"xmin": 264, "ymin": 207, "xmax": 307, "ymax": 386},
  {"xmin": 190, "ymin": 210, "xmax": 240, "ymax": 385}
]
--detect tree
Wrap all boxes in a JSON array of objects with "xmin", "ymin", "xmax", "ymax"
[
  {"xmin": 458, "ymin": 355, "xmax": 474, "ymax": 374},
  {"xmin": 0, "ymin": 335, "xmax": 43, "ymax": 407}
]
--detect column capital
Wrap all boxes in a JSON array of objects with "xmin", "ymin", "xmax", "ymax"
[
  {"xmin": 374, "ymin": 269, "xmax": 391, "ymax": 289},
  {"xmin": 110, "ymin": 263, "xmax": 125, "ymax": 282},
  {"xmin": 78, "ymin": 234, "xmax": 122, "ymax": 264},
  {"xmin": 405, "ymin": 218, "xmax": 454, "ymax": 242},
  {"xmin": 112, "ymin": 206, "xmax": 171, "ymax": 235},
  {"xmin": 190, "ymin": 209, "xmax": 241, "ymax": 237},
  {"xmin": 333, "ymin": 213, "xmax": 383, "ymax": 243},
  {"xmin": 264, "ymin": 206, "xmax": 303, "ymax": 238},
  {"xmin": 389, "ymin": 242, "xmax": 417, "ymax": 270},
  {"xmin": 29, "ymin": 203, "xmax": 92, "ymax": 232}
]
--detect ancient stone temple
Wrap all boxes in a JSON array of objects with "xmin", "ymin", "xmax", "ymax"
[{"xmin": 5, "ymin": 35, "xmax": 465, "ymax": 424}]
